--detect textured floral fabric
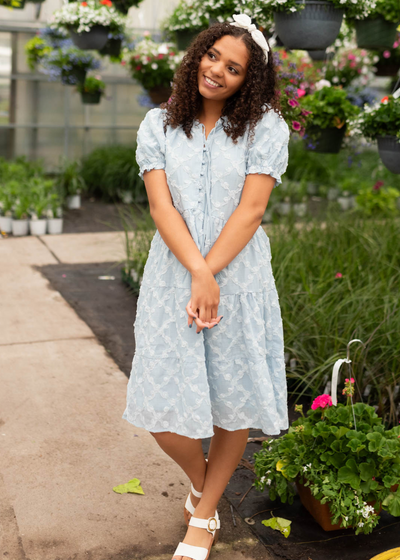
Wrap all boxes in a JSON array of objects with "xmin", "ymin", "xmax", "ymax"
[{"xmin": 122, "ymin": 106, "xmax": 290, "ymax": 439}]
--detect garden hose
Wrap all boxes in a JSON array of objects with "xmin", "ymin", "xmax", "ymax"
[{"xmin": 370, "ymin": 549, "xmax": 400, "ymax": 560}]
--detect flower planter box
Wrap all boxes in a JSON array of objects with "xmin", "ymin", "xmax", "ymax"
[
  {"xmin": 355, "ymin": 16, "xmax": 398, "ymax": 50},
  {"xmin": 0, "ymin": 216, "xmax": 12, "ymax": 233},
  {"xmin": 99, "ymin": 37, "xmax": 122, "ymax": 58},
  {"xmin": 148, "ymin": 86, "xmax": 172, "ymax": 105},
  {"xmin": 377, "ymin": 136, "xmax": 400, "ymax": 174},
  {"xmin": 29, "ymin": 219, "xmax": 47, "ymax": 236},
  {"xmin": 81, "ymin": 91, "xmax": 102, "ymax": 104},
  {"xmin": 66, "ymin": 194, "xmax": 81, "ymax": 209},
  {"xmin": 175, "ymin": 28, "xmax": 201, "ymax": 51},
  {"xmin": 305, "ymin": 126, "xmax": 346, "ymax": 154},
  {"xmin": 274, "ymin": 1, "xmax": 344, "ymax": 51},
  {"xmin": 12, "ymin": 219, "xmax": 29, "ymax": 236},
  {"xmin": 61, "ymin": 67, "xmax": 87, "ymax": 86},
  {"xmin": 69, "ymin": 25, "xmax": 109, "ymax": 50},
  {"xmin": 47, "ymin": 218, "xmax": 63, "ymax": 235}
]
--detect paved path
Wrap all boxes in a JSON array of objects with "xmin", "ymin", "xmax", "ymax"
[{"xmin": 0, "ymin": 232, "xmax": 271, "ymax": 560}]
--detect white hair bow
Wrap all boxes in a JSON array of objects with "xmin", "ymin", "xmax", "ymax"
[{"xmin": 230, "ymin": 13, "xmax": 270, "ymax": 64}]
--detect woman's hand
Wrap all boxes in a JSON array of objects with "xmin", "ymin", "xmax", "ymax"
[{"xmin": 186, "ymin": 266, "xmax": 223, "ymax": 333}]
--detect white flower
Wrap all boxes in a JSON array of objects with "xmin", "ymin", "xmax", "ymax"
[
  {"xmin": 151, "ymin": 63, "xmax": 158, "ymax": 70},
  {"xmin": 260, "ymin": 476, "xmax": 266, "ymax": 483},
  {"xmin": 358, "ymin": 522, "xmax": 364, "ymax": 527},
  {"xmin": 344, "ymin": 516, "xmax": 348, "ymax": 521},
  {"xmin": 315, "ymin": 79, "xmax": 331, "ymax": 90},
  {"xmin": 266, "ymin": 479, "xmax": 272, "ymax": 486}
]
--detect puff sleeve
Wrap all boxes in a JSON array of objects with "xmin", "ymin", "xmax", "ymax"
[
  {"xmin": 245, "ymin": 108, "xmax": 290, "ymax": 187},
  {"xmin": 135, "ymin": 108, "xmax": 166, "ymax": 180}
]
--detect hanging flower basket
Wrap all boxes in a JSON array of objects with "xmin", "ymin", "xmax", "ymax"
[
  {"xmin": 148, "ymin": 86, "xmax": 172, "ymax": 105},
  {"xmin": 61, "ymin": 67, "xmax": 87, "ymax": 86},
  {"xmin": 355, "ymin": 16, "xmax": 399, "ymax": 50},
  {"xmin": 375, "ymin": 60, "xmax": 400, "ymax": 77},
  {"xmin": 81, "ymin": 91, "xmax": 102, "ymax": 104},
  {"xmin": 274, "ymin": 1, "xmax": 344, "ymax": 51},
  {"xmin": 306, "ymin": 126, "xmax": 346, "ymax": 154},
  {"xmin": 308, "ymin": 49, "xmax": 334, "ymax": 61},
  {"xmin": 377, "ymin": 136, "xmax": 400, "ymax": 174},
  {"xmin": 69, "ymin": 25, "xmax": 110, "ymax": 50},
  {"xmin": 175, "ymin": 28, "xmax": 201, "ymax": 51},
  {"xmin": 98, "ymin": 37, "xmax": 122, "ymax": 57}
]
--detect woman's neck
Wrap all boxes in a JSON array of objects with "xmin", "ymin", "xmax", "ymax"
[{"xmin": 197, "ymin": 97, "xmax": 225, "ymax": 123}]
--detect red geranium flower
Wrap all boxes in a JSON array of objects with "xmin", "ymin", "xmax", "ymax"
[
  {"xmin": 81, "ymin": 1, "xmax": 88, "ymax": 6},
  {"xmin": 381, "ymin": 96, "xmax": 389, "ymax": 104}
]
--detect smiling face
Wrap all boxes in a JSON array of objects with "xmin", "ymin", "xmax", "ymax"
[{"xmin": 197, "ymin": 34, "xmax": 249, "ymax": 102}]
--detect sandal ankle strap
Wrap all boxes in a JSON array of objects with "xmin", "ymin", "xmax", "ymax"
[
  {"xmin": 189, "ymin": 515, "xmax": 219, "ymax": 535},
  {"xmin": 191, "ymin": 483, "xmax": 203, "ymax": 498}
]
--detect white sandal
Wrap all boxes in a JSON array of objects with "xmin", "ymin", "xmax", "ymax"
[
  {"xmin": 184, "ymin": 459, "xmax": 208, "ymax": 526},
  {"xmin": 173, "ymin": 513, "xmax": 220, "ymax": 560}
]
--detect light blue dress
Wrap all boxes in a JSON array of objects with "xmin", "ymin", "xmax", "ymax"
[{"xmin": 122, "ymin": 105, "xmax": 290, "ymax": 439}]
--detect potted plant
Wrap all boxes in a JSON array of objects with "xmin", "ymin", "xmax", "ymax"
[
  {"xmin": 28, "ymin": 178, "xmax": 54, "ymax": 236},
  {"xmin": 111, "ymin": 0, "xmax": 143, "ymax": 15},
  {"xmin": 355, "ymin": 180, "xmax": 400, "ymax": 217},
  {"xmin": 126, "ymin": 37, "xmax": 184, "ymax": 104},
  {"xmin": 51, "ymin": 0, "xmax": 126, "ymax": 51},
  {"xmin": 323, "ymin": 47, "xmax": 377, "ymax": 89},
  {"xmin": 11, "ymin": 194, "xmax": 30, "ymax": 237},
  {"xmin": 348, "ymin": 0, "xmax": 400, "ymax": 50},
  {"xmin": 372, "ymin": 35, "xmax": 400, "ymax": 77},
  {"xmin": 41, "ymin": 46, "xmax": 101, "ymax": 85},
  {"xmin": 25, "ymin": 36, "xmax": 52, "ymax": 71},
  {"xmin": 77, "ymin": 75, "xmax": 105, "ymax": 104},
  {"xmin": 301, "ymin": 84, "xmax": 360, "ymax": 154},
  {"xmin": 0, "ymin": 185, "xmax": 14, "ymax": 234},
  {"xmin": 46, "ymin": 194, "xmax": 64, "ymax": 235},
  {"xmin": 350, "ymin": 95, "xmax": 400, "ymax": 174},
  {"xmin": 161, "ymin": 0, "xmax": 207, "ymax": 51},
  {"xmin": 254, "ymin": 377, "xmax": 400, "ymax": 534},
  {"xmin": 337, "ymin": 189, "xmax": 353, "ymax": 211},
  {"xmin": 57, "ymin": 159, "xmax": 86, "ymax": 209},
  {"xmin": 262, "ymin": 0, "xmax": 373, "ymax": 52},
  {"xmin": 98, "ymin": 30, "xmax": 124, "ymax": 58}
]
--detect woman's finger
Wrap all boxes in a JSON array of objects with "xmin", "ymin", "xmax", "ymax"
[
  {"xmin": 205, "ymin": 315, "xmax": 223, "ymax": 329},
  {"xmin": 186, "ymin": 300, "xmax": 198, "ymax": 328}
]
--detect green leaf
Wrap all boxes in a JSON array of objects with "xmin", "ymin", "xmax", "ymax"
[
  {"xmin": 359, "ymin": 461, "xmax": 376, "ymax": 482},
  {"xmin": 383, "ymin": 475, "xmax": 400, "ymax": 489},
  {"xmin": 113, "ymin": 478, "xmax": 145, "ymax": 495},
  {"xmin": 330, "ymin": 453, "xmax": 347, "ymax": 469},
  {"xmin": 346, "ymin": 439, "xmax": 366, "ymax": 453},
  {"xmin": 367, "ymin": 432, "xmax": 384, "ymax": 452},
  {"xmin": 383, "ymin": 490, "xmax": 400, "ymax": 517},
  {"xmin": 262, "ymin": 516, "xmax": 292, "ymax": 538},
  {"xmin": 335, "ymin": 426, "xmax": 350, "ymax": 439},
  {"xmin": 337, "ymin": 458, "xmax": 360, "ymax": 489}
]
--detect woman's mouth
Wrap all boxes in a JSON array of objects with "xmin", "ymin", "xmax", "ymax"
[{"xmin": 203, "ymin": 75, "xmax": 222, "ymax": 89}]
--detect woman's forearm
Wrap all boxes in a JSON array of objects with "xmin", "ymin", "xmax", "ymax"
[
  {"xmin": 151, "ymin": 204, "xmax": 208, "ymax": 276},
  {"xmin": 205, "ymin": 204, "xmax": 263, "ymax": 276}
]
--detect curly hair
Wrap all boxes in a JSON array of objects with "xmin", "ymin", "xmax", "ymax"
[{"xmin": 161, "ymin": 22, "xmax": 281, "ymax": 144}]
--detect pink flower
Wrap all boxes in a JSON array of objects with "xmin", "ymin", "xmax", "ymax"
[
  {"xmin": 348, "ymin": 54, "xmax": 356, "ymax": 60},
  {"xmin": 373, "ymin": 180, "xmax": 384, "ymax": 190},
  {"xmin": 288, "ymin": 98, "xmax": 299, "ymax": 107},
  {"xmin": 335, "ymin": 272, "xmax": 343, "ymax": 279},
  {"xmin": 292, "ymin": 121, "xmax": 301, "ymax": 131},
  {"xmin": 311, "ymin": 394, "xmax": 333, "ymax": 410},
  {"xmin": 394, "ymin": 41, "xmax": 400, "ymax": 48},
  {"xmin": 350, "ymin": 62, "xmax": 356, "ymax": 68},
  {"xmin": 301, "ymin": 109, "xmax": 312, "ymax": 116},
  {"xmin": 297, "ymin": 88, "xmax": 306, "ymax": 98},
  {"xmin": 383, "ymin": 51, "xmax": 391, "ymax": 59},
  {"xmin": 120, "ymin": 60, "xmax": 126, "ymax": 66},
  {"xmin": 345, "ymin": 378, "xmax": 355, "ymax": 383}
]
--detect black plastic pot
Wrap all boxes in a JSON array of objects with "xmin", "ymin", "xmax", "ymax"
[
  {"xmin": 99, "ymin": 38, "xmax": 122, "ymax": 58},
  {"xmin": 81, "ymin": 91, "xmax": 102, "ymax": 104},
  {"xmin": 377, "ymin": 136, "xmax": 400, "ymax": 174},
  {"xmin": 69, "ymin": 25, "xmax": 109, "ymax": 50},
  {"xmin": 61, "ymin": 67, "xmax": 87, "ymax": 86},
  {"xmin": 112, "ymin": 0, "xmax": 130, "ymax": 14},
  {"xmin": 355, "ymin": 16, "xmax": 398, "ymax": 50},
  {"xmin": 305, "ymin": 125, "xmax": 346, "ymax": 154},
  {"xmin": 175, "ymin": 28, "xmax": 202, "ymax": 51},
  {"xmin": 308, "ymin": 49, "xmax": 334, "ymax": 61},
  {"xmin": 274, "ymin": 1, "xmax": 344, "ymax": 51}
]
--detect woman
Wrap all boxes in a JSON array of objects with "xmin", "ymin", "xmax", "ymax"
[{"xmin": 122, "ymin": 14, "xmax": 290, "ymax": 560}]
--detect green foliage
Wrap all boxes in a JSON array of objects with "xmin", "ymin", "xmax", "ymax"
[
  {"xmin": 56, "ymin": 158, "xmax": 86, "ymax": 197},
  {"xmin": 25, "ymin": 36, "xmax": 52, "ymax": 71},
  {"xmin": 269, "ymin": 215, "xmax": 400, "ymax": 424},
  {"xmin": 353, "ymin": 96, "xmax": 400, "ymax": 141},
  {"xmin": 355, "ymin": 184, "xmax": 400, "ymax": 217},
  {"xmin": 261, "ymin": 0, "xmax": 373, "ymax": 19},
  {"xmin": 253, "ymin": 402, "xmax": 400, "ymax": 535},
  {"xmin": 80, "ymin": 144, "xmax": 145, "ymax": 202},
  {"xmin": 301, "ymin": 86, "xmax": 360, "ymax": 130},
  {"xmin": 76, "ymin": 76, "xmax": 105, "ymax": 95},
  {"xmin": 363, "ymin": 0, "xmax": 400, "ymax": 23}
]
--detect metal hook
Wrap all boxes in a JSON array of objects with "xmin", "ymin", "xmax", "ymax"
[{"xmin": 346, "ymin": 338, "xmax": 365, "ymax": 362}]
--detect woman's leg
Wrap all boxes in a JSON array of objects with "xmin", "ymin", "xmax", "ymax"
[
  {"xmin": 150, "ymin": 431, "xmax": 207, "ymax": 509},
  {"xmin": 173, "ymin": 426, "xmax": 249, "ymax": 560}
]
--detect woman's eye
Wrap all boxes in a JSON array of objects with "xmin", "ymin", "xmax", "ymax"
[
  {"xmin": 208, "ymin": 52, "xmax": 215, "ymax": 59},
  {"xmin": 229, "ymin": 67, "xmax": 238, "ymax": 74}
]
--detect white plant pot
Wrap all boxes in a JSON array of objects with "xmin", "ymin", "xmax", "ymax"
[
  {"xmin": 293, "ymin": 202, "xmax": 307, "ymax": 217},
  {"xmin": 307, "ymin": 183, "xmax": 319, "ymax": 195},
  {"xmin": 29, "ymin": 219, "xmax": 47, "ymax": 236},
  {"xmin": 327, "ymin": 187, "xmax": 339, "ymax": 201},
  {"xmin": 0, "ymin": 215, "xmax": 12, "ymax": 233},
  {"xmin": 66, "ymin": 194, "xmax": 81, "ymax": 209},
  {"xmin": 337, "ymin": 196, "xmax": 352, "ymax": 211},
  {"xmin": 47, "ymin": 218, "xmax": 63, "ymax": 235},
  {"xmin": 279, "ymin": 202, "xmax": 291, "ymax": 216},
  {"xmin": 12, "ymin": 219, "xmax": 29, "ymax": 236},
  {"xmin": 121, "ymin": 191, "xmax": 133, "ymax": 204}
]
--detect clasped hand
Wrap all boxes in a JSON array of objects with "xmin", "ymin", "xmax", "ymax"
[{"xmin": 185, "ymin": 266, "xmax": 223, "ymax": 334}]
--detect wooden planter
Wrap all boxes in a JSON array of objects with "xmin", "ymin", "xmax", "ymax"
[
  {"xmin": 355, "ymin": 16, "xmax": 398, "ymax": 50},
  {"xmin": 148, "ymin": 86, "xmax": 172, "ymax": 105},
  {"xmin": 274, "ymin": 1, "xmax": 344, "ymax": 51},
  {"xmin": 296, "ymin": 481, "xmax": 399, "ymax": 532}
]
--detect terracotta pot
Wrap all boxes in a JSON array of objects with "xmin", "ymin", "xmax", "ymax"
[
  {"xmin": 296, "ymin": 481, "xmax": 398, "ymax": 532},
  {"xmin": 148, "ymin": 86, "xmax": 172, "ymax": 105}
]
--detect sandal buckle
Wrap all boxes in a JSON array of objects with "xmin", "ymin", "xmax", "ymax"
[{"xmin": 208, "ymin": 517, "xmax": 217, "ymax": 532}]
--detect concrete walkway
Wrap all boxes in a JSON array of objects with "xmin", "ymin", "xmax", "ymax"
[{"xmin": 0, "ymin": 232, "xmax": 271, "ymax": 560}]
